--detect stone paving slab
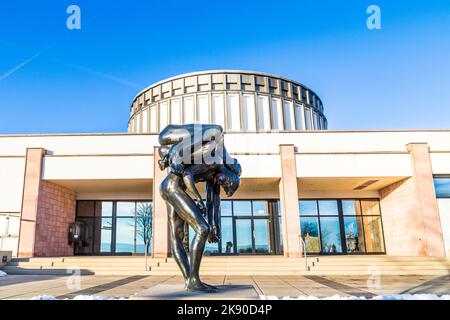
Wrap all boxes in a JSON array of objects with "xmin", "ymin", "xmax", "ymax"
[
  {"xmin": 1, "ymin": 274, "xmax": 450, "ymax": 299},
  {"xmin": 131, "ymin": 284, "xmax": 258, "ymax": 300}
]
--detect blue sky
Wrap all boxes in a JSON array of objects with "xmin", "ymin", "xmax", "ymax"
[{"xmin": 0, "ymin": 0, "xmax": 449, "ymax": 134}]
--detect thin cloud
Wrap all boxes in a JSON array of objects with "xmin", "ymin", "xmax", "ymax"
[
  {"xmin": 54, "ymin": 59, "xmax": 142, "ymax": 89},
  {"xmin": 0, "ymin": 52, "xmax": 41, "ymax": 81}
]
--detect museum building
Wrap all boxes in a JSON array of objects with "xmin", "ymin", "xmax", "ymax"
[{"xmin": 0, "ymin": 70, "xmax": 450, "ymax": 259}]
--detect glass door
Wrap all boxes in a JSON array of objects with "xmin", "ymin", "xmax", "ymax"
[
  {"xmin": 234, "ymin": 217, "xmax": 270, "ymax": 255},
  {"xmin": 235, "ymin": 218, "xmax": 253, "ymax": 254}
]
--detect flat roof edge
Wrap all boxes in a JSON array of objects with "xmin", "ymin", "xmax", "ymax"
[{"xmin": 1, "ymin": 129, "xmax": 450, "ymax": 138}]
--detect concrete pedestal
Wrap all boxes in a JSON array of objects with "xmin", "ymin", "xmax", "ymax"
[{"xmin": 131, "ymin": 284, "xmax": 259, "ymax": 300}]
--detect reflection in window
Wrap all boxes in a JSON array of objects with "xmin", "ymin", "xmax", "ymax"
[
  {"xmin": 211, "ymin": 94, "xmax": 225, "ymax": 128},
  {"xmin": 116, "ymin": 202, "xmax": 135, "ymax": 217},
  {"xmin": 283, "ymin": 100, "xmax": 295, "ymax": 130},
  {"xmin": 299, "ymin": 200, "xmax": 318, "ymax": 216},
  {"xmin": 313, "ymin": 111, "xmax": 318, "ymax": 130},
  {"xmin": 300, "ymin": 217, "xmax": 321, "ymax": 253},
  {"xmin": 363, "ymin": 216, "xmax": 385, "ymax": 253},
  {"xmin": 294, "ymin": 103, "xmax": 305, "ymax": 130},
  {"xmin": 434, "ymin": 178, "xmax": 450, "ymax": 198},
  {"xmin": 318, "ymin": 200, "xmax": 339, "ymax": 216},
  {"xmin": 233, "ymin": 201, "xmax": 252, "ymax": 216},
  {"xmin": 304, "ymin": 107, "xmax": 312, "ymax": 130},
  {"xmin": 75, "ymin": 201, "xmax": 152, "ymax": 255},
  {"xmin": 242, "ymin": 94, "xmax": 256, "ymax": 131},
  {"xmin": 252, "ymin": 201, "xmax": 268, "ymax": 216},
  {"xmin": 344, "ymin": 216, "xmax": 365, "ymax": 253},
  {"xmin": 271, "ymin": 98, "xmax": 283, "ymax": 130},
  {"xmin": 257, "ymin": 95, "xmax": 271, "ymax": 130},
  {"xmin": 221, "ymin": 217, "xmax": 233, "ymax": 254},
  {"xmin": 320, "ymin": 217, "xmax": 342, "ymax": 253},
  {"xmin": 226, "ymin": 94, "xmax": 241, "ymax": 131}
]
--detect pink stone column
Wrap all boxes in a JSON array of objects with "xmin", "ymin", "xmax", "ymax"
[
  {"xmin": 17, "ymin": 148, "xmax": 46, "ymax": 258},
  {"xmin": 151, "ymin": 146, "xmax": 170, "ymax": 257},
  {"xmin": 407, "ymin": 143, "xmax": 445, "ymax": 257},
  {"xmin": 380, "ymin": 143, "xmax": 445, "ymax": 257},
  {"xmin": 279, "ymin": 144, "xmax": 301, "ymax": 258}
]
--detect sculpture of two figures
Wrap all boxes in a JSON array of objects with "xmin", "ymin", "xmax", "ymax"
[{"xmin": 158, "ymin": 124, "xmax": 241, "ymax": 292}]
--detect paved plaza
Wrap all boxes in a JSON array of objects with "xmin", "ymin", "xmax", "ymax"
[{"xmin": 1, "ymin": 274, "xmax": 450, "ymax": 300}]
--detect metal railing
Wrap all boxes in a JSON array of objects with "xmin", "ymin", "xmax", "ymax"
[{"xmin": 298, "ymin": 235, "xmax": 308, "ymax": 271}]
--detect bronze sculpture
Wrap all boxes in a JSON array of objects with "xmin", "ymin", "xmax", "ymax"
[{"xmin": 158, "ymin": 124, "xmax": 241, "ymax": 292}]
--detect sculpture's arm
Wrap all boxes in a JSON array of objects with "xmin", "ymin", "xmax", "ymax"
[
  {"xmin": 181, "ymin": 167, "xmax": 206, "ymax": 213},
  {"xmin": 206, "ymin": 179, "xmax": 221, "ymax": 243}
]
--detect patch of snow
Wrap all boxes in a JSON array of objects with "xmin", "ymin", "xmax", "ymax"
[
  {"xmin": 29, "ymin": 295, "xmax": 126, "ymax": 300},
  {"xmin": 30, "ymin": 295, "xmax": 57, "ymax": 300},
  {"xmin": 71, "ymin": 295, "xmax": 126, "ymax": 300},
  {"xmin": 260, "ymin": 294, "xmax": 450, "ymax": 300},
  {"xmin": 0, "ymin": 270, "xmax": 7, "ymax": 277}
]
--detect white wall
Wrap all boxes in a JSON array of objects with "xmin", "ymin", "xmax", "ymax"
[
  {"xmin": 0, "ymin": 158, "xmax": 25, "ymax": 212},
  {"xmin": 296, "ymin": 154, "xmax": 411, "ymax": 178},
  {"xmin": 437, "ymin": 198, "xmax": 450, "ymax": 257},
  {"xmin": 43, "ymin": 156, "xmax": 153, "ymax": 180}
]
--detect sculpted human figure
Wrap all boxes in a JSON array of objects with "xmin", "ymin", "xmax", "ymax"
[{"xmin": 158, "ymin": 124, "xmax": 241, "ymax": 292}]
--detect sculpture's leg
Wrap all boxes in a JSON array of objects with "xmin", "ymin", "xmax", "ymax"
[
  {"xmin": 166, "ymin": 190, "xmax": 213, "ymax": 292},
  {"xmin": 167, "ymin": 203, "xmax": 190, "ymax": 287}
]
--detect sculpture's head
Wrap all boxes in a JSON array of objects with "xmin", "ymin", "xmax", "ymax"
[{"xmin": 216, "ymin": 166, "xmax": 241, "ymax": 197}]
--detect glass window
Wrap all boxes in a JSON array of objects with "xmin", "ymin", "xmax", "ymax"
[
  {"xmin": 99, "ymin": 217, "xmax": 113, "ymax": 253},
  {"xmin": 150, "ymin": 105, "xmax": 157, "ymax": 133},
  {"xmin": 252, "ymin": 201, "xmax": 268, "ymax": 216},
  {"xmin": 434, "ymin": 178, "xmax": 450, "ymax": 198},
  {"xmin": 98, "ymin": 201, "xmax": 113, "ymax": 217},
  {"xmin": 312, "ymin": 111, "xmax": 318, "ymax": 130},
  {"xmin": 294, "ymin": 103, "xmax": 305, "ymax": 130},
  {"xmin": 270, "ymin": 98, "xmax": 283, "ymax": 130},
  {"xmin": 115, "ymin": 217, "xmax": 135, "ymax": 253},
  {"xmin": 221, "ymin": 216, "xmax": 234, "ymax": 254},
  {"xmin": 253, "ymin": 219, "xmax": 269, "ymax": 254},
  {"xmin": 344, "ymin": 216, "xmax": 365, "ymax": 253},
  {"xmin": 360, "ymin": 200, "xmax": 381, "ymax": 216},
  {"xmin": 300, "ymin": 217, "xmax": 321, "ymax": 253},
  {"xmin": 211, "ymin": 93, "xmax": 225, "ymax": 128},
  {"xmin": 342, "ymin": 200, "xmax": 361, "ymax": 215},
  {"xmin": 235, "ymin": 219, "xmax": 253, "ymax": 254},
  {"xmin": 135, "ymin": 202, "xmax": 152, "ymax": 254},
  {"xmin": 221, "ymin": 201, "xmax": 232, "ymax": 216},
  {"xmin": 116, "ymin": 202, "xmax": 136, "ymax": 217},
  {"xmin": 363, "ymin": 216, "xmax": 385, "ymax": 253},
  {"xmin": 226, "ymin": 93, "xmax": 241, "ymax": 131},
  {"xmin": 159, "ymin": 101, "xmax": 169, "ymax": 130},
  {"xmin": 257, "ymin": 95, "xmax": 271, "ymax": 130},
  {"xmin": 242, "ymin": 94, "xmax": 256, "ymax": 131},
  {"xmin": 183, "ymin": 96, "xmax": 195, "ymax": 123},
  {"xmin": 283, "ymin": 100, "xmax": 295, "ymax": 130},
  {"xmin": 320, "ymin": 217, "xmax": 342, "ymax": 253},
  {"xmin": 170, "ymin": 99, "xmax": 182, "ymax": 125},
  {"xmin": 318, "ymin": 200, "xmax": 339, "ymax": 216},
  {"xmin": 299, "ymin": 200, "xmax": 318, "ymax": 216},
  {"xmin": 7, "ymin": 215, "xmax": 20, "ymax": 237},
  {"xmin": 304, "ymin": 107, "xmax": 312, "ymax": 130},
  {"xmin": 196, "ymin": 94, "xmax": 209, "ymax": 123},
  {"xmin": 233, "ymin": 201, "xmax": 252, "ymax": 216}
]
